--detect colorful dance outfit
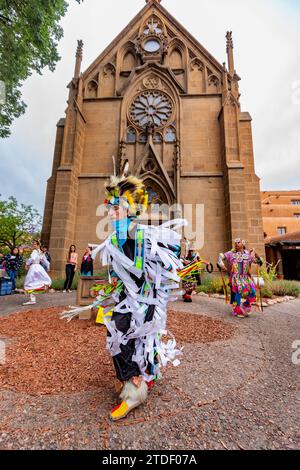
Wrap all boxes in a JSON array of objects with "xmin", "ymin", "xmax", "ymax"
[
  {"xmin": 218, "ymin": 247, "xmax": 263, "ymax": 317},
  {"xmin": 91, "ymin": 172, "xmax": 186, "ymax": 420}
]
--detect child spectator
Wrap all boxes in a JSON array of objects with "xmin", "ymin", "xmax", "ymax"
[{"xmin": 80, "ymin": 246, "xmax": 93, "ymax": 276}]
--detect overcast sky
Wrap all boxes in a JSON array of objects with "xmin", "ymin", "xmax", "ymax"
[{"xmin": 0, "ymin": 0, "xmax": 299, "ymax": 213}]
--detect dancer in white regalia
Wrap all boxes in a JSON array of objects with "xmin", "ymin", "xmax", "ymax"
[{"xmin": 23, "ymin": 240, "xmax": 52, "ymax": 305}]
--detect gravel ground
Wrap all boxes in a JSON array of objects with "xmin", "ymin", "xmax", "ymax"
[
  {"xmin": 0, "ymin": 291, "xmax": 75, "ymax": 317},
  {"xmin": 0, "ymin": 292, "xmax": 299, "ymax": 450},
  {"xmin": 0, "ymin": 307, "xmax": 234, "ymax": 395}
]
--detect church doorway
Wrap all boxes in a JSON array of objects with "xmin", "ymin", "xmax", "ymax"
[{"xmin": 141, "ymin": 179, "xmax": 171, "ymax": 226}]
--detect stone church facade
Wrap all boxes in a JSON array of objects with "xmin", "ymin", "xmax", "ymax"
[{"xmin": 42, "ymin": 0, "xmax": 264, "ymax": 274}]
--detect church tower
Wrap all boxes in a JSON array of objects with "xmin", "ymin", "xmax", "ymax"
[{"xmin": 42, "ymin": 0, "xmax": 264, "ymax": 274}]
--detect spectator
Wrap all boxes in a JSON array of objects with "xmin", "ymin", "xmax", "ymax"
[
  {"xmin": 0, "ymin": 253, "xmax": 6, "ymax": 278},
  {"xmin": 5, "ymin": 247, "xmax": 23, "ymax": 292},
  {"xmin": 17, "ymin": 246, "xmax": 24, "ymax": 280},
  {"xmin": 63, "ymin": 245, "xmax": 78, "ymax": 293},
  {"xmin": 41, "ymin": 245, "xmax": 51, "ymax": 272},
  {"xmin": 18, "ymin": 247, "xmax": 24, "ymax": 257},
  {"xmin": 80, "ymin": 246, "xmax": 93, "ymax": 276}
]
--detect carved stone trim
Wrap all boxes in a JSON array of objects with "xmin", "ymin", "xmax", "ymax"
[
  {"xmin": 190, "ymin": 57, "xmax": 204, "ymax": 71},
  {"xmin": 103, "ymin": 62, "xmax": 116, "ymax": 76}
]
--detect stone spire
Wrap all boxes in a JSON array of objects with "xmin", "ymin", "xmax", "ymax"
[
  {"xmin": 226, "ymin": 31, "xmax": 235, "ymax": 78},
  {"xmin": 222, "ymin": 62, "xmax": 228, "ymax": 95},
  {"xmin": 74, "ymin": 39, "xmax": 83, "ymax": 79}
]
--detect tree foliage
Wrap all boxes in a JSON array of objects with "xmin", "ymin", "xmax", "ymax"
[
  {"xmin": 0, "ymin": 0, "xmax": 82, "ymax": 137},
  {"xmin": 0, "ymin": 196, "xmax": 42, "ymax": 250}
]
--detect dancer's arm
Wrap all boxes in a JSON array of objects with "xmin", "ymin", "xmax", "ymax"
[
  {"xmin": 217, "ymin": 253, "xmax": 228, "ymax": 272},
  {"xmin": 250, "ymin": 249, "xmax": 263, "ymax": 266}
]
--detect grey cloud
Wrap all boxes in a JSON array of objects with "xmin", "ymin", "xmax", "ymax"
[{"xmin": 0, "ymin": 0, "xmax": 299, "ymax": 209}]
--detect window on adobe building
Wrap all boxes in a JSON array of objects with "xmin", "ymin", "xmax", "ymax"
[
  {"xmin": 277, "ymin": 227, "xmax": 287, "ymax": 235},
  {"xmin": 291, "ymin": 200, "xmax": 300, "ymax": 205},
  {"xmin": 294, "ymin": 214, "xmax": 300, "ymax": 218}
]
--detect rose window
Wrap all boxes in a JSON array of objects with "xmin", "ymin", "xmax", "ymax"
[
  {"xmin": 129, "ymin": 91, "xmax": 173, "ymax": 129},
  {"xmin": 143, "ymin": 38, "xmax": 161, "ymax": 53}
]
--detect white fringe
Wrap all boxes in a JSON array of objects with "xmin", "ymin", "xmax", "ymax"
[
  {"xmin": 120, "ymin": 380, "xmax": 148, "ymax": 404},
  {"xmin": 60, "ymin": 305, "xmax": 91, "ymax": 322}
]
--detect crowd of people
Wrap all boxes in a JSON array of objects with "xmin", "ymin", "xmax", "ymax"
[
  {"xmin": 0, "ymin": 242, "xmax": 96, "ymax": 301},
  {"xmin": 1, "ymin": 235, "xmax": 263, "ymax": 319}
]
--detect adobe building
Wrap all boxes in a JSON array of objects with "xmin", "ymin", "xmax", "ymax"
[
  {"xmin": 261, "ymin": 190, "xmax": 300, "ymax": 238},
  {"xmin": 42, "ymin": 0, "xmax": 264, "ymax": 275},
  {"xmin": 265, "ymin": 230, "xmax": 300, "ymax": 281}
]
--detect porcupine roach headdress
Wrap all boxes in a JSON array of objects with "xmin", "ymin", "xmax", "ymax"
[{"xmin": 104, "ymin": 160, "xmax": 148, "ymax": 219}]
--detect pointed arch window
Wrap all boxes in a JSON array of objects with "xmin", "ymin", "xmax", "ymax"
[
  {"xmin": 147, "ymin": 187, "xmax": 164, "ymax": 205},
  {"xmin": 138, "ymin": 132, "xmax": 147, "ymax": 143},
  {"xmin": 121, "ymin": 50, "xmax": 136, "ymax": 77},
  {"xmin": 153, "ymin": 132, "xmax": 163, "ymax": 143},
  {"xmin": 165, "ymin": 126, "xmax": 176, "ymax": 143},
  {"xmin": 126, "ymin": 127, "xmax": 136, "ymax": 144},
  {"xmin": 143, "ymin": 179, "xmax": 170, "ymax": 226},
  {"xmin": 86, "ymin": 79, "xmax": 98, "ymax": 99}
]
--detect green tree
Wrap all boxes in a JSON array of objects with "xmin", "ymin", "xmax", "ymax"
[
  {"xmin": 0, "ymin": 0, "xmax": 82, "ymax": 138},
  {"xmin": 0, "ymin": 196, "xmax": 42, "ymax": 250}
]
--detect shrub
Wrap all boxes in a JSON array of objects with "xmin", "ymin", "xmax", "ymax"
[
  {"xmin": 15, "ymin": 275, "xmax": 25, "ymax": 289},
  {"xmin": 271, "ymin": 280, "xmax": 300, "ymax": 298},
  {"xmin": 51, "ymin": 275, "xmax": 78, "ymax": 291},
  {"xmin": 260, "ymin": 284, "xmax": 273, "ymax": 298},
  {"xmin": 94, "ymin": 268, "xmax": 108, "ymax": 280},
  {"xmin": 196, "ymin": 275, "xmax": 272, "ymax": 298},
  {"xmin": 196, "ymin": 274, "xmax": 227, "ymax": 295},
  {"xmin": 261, "ymin": 261, "xmax": 281, "ymax": 283}
]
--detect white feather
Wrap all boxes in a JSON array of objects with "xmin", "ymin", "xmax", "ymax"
[
  {"xmin": 121, "ymin": 159, "xmax": 130, "ymax": 180},
  {"xmin": 112, "ymin": 155, "xmax": 116, "ymax": 177}
]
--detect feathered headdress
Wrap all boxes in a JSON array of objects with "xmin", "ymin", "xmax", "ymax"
[
  {"xmin": 234, "ymin": 238, "xmax": 246, "ymax": 249},
  {"xmin": 104, "ymin": 159, "xmax": 148, "ymax": 218}
]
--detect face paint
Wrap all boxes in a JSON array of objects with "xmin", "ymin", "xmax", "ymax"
[{"xmin": 111, "ymin": 218, "xmax": 131, "ymax": 246}]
